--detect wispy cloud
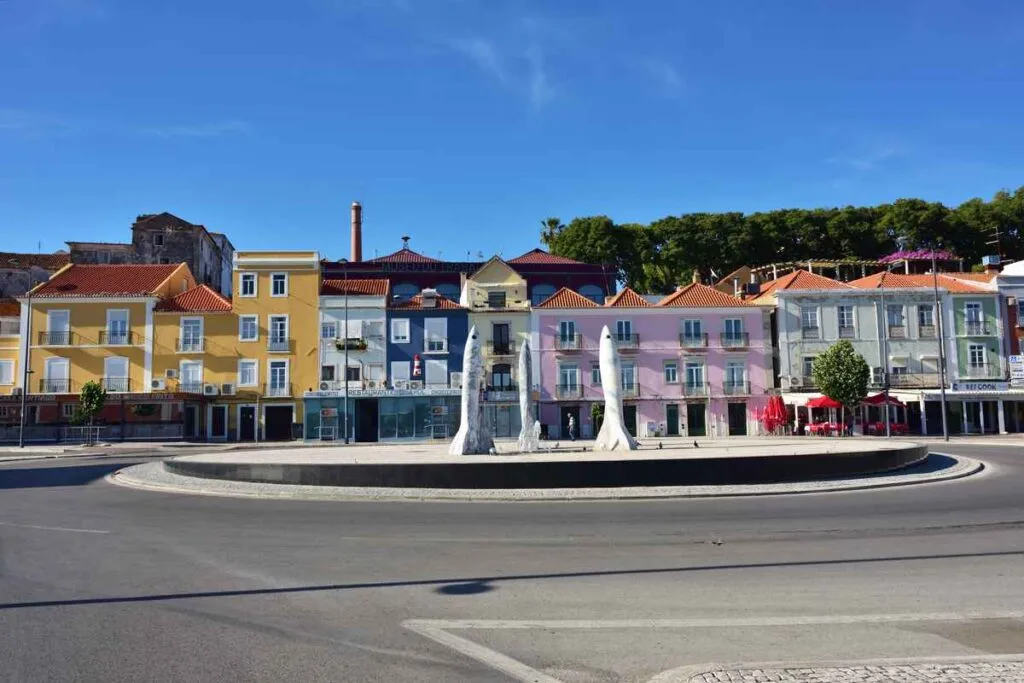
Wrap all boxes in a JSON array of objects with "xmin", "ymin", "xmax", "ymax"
[
  {"xmin": 449, "ymin": 37, "xmax": 506, "ymax": 83},
  {"xmin": 447, "ymin": 36, "xmax": 557, "ymax": 109},
  {"xmin": 638, "ymin": 58, "xmax": 684, "ymax": 98},
  {"xmin": 827, "ymin": 146, "xmax": 901, "ymax": 171},
  {"xmin": 0, "ymin": 109, "xmax": 75, "ymax": 136},
  {"xmin": 140, "ymin": 121, "xmax": 253, "ymax": 138},
  {"xmin": 525, "ymin": 45, "xmax": 554, "ymax": 108}
]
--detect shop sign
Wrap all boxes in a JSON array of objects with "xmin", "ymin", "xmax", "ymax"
[
  {"xmin": 431, "ymin": 405, "xmax": 448, "ymax": 416},
  {"xmin": 1009, "ymin": 355, "xmax": 1024, "ymax": 380},
  {"xmin": 952, "ymin": 381, "xmax": 1009, "ymax": 392},
  {"xmin": 320, "ymin": 408, "xmax": 338, "ymax": 417},
  {"xmin": 305, "ymin": 388, "xmax": 460, "ymax": 399}
]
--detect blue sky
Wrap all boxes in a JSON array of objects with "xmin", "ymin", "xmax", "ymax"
[{"xmin": 2, "ymin": 0, "xmax": 1023, "ymax": 259}]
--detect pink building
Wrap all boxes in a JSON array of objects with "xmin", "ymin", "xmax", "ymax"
[{"xmin": 532, "ymin": 284, "xmax": 771, "ymax": 439}]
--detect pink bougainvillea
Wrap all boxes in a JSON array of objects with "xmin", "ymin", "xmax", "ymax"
[{"xmin": 878, "ymin": 249, "xmax": 956, "ymax": 264}]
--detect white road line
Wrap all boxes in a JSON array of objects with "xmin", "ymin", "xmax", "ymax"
[
  {"xmin": 0, "ymin": 521, "xmax": 110, "ymax": 534},
  {"xmin": 403, "ymin": 620, "xmax": 562, "ymax": 683},
  {"xmin": 405, "ymin": 610, "xmax": 1024, "ymax": 630}
]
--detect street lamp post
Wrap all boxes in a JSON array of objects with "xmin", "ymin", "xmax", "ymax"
[
  {"xmin": 18, "ymin": 282, "xmax": 33, "ymax": 448},
  {"xmin": 879, "ymin": 281, "xmax": 891, "ymax": 438},
  {"xmin": 339, "ymin": 258, "xmax": 350, "ymax": 445},
  {"xmin": 932, "ymin": 250, "xmax": 950, "ymax": 441}
]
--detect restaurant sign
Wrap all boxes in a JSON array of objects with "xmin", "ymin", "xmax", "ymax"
[
  {"xmin": 951, "ymin": 381, "xmax": 1009, "ymax": 392},
  {"xmin": 305, "ymin": 388, "xmax": 460, "ymax": 399}
]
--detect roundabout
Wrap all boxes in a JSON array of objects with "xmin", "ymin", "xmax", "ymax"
[{"xmin": 106, "ymin": 438, "xmax": 977, "ymax": 501}]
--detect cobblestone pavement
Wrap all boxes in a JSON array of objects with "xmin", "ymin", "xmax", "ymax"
[{"xmin": 687, "ymin": 661, "xmax": 1024, "ymax": 682}]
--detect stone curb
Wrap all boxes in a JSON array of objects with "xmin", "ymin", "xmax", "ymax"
[
  {"xmin": 649, "ymin": 653, "xmax": 1024, "ymax": 683},
  {"xmin": 107, "ymin": 453, "xmax": 982, "ymax": 502}
]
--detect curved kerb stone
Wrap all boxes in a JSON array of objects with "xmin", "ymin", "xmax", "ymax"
[{"xmin": 163, "ymin": 444, "xmax": 929, "ymax": 490}]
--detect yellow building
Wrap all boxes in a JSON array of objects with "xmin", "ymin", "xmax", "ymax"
[
  {"xmin": 462, "ymin": 256, "xmax": 531, "ymax": 437},
  {"xmin": 0, "ymin": 301, "xmax": 21, "ymax": 399},
  {"xmin": 150, "ymin": 250, "xmax": 321, "ymax": 441}
]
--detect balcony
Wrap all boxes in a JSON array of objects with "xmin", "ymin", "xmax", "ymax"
[
  {"xmin": 178, "ymin": 382, "xmax": 205, "ymax": 394},
  {"xmin": 838, "ymin": 326, "xmax": 856, "ymax": 339},
  {"xmin": 38, "ymin": 331, "xmax": 73, "ymax": 346},
  {"xmin": 335, "ymin": 337, "xmax": 368, "ymax": 351},
  {"xmin": 176, "ymin": 337, "xmax": 205, "ymax": 353},
  {"xmin": 621, "ymin": 384, "xmax": 639, "ymax": 398},
  {"xmin": 965, "ymin": 363, "xmax": 1001, "ymax": 379},
  {"xmin": 615, "ymin": 333, "xmax": 640, "ymax": 351},
  {"xmin": 965, "ymin": 321, "xmax": 992, "ymax": 336},
  {"xmin": 102, "ymin": 377, "xmax": 131, "ymax": 392},
  {"xmin": 679, "ymin": 333, "xmax": 708, "ymax": 349},
  {"xmin": 0, "ymin": 318, "xmax": 19, "ymax": 336},
  {"xmin": 888, "ymin": 325, "xmax": 907, "ymax": 340},
  {"xmin": 682, "ymin": 382, "xmax": 709, "ymax": 397},
  {"xmin": 722, "ymin": 380, "xmax": 751, "ymax": 396},
  {"xmin": 720, "ymin": 332, "xmax": 749, "ymax": 349},
  {"xmin": 39, "ymin": 379, "xmax": 72, "ymax": 393},
  {"xmin": 98, "ymin": 330, "xmax": 134, "ymax": 346},
  {"xmin": 555, "ymin": 335, "xmax": 582, "ymax": 352},
  {"xmin": 485, "ymin": 385, "xmax": 518, "ymax": 402},
  {"xmin": 801, "ymin": 327, "xmax": 820, "ymax": 340},
  {"xmin": 796, "ymin": 376, "xmax": 818, "ymax": 389},
  {"xmin": 555, "ymin": 384, "xmax": 582, "ymax": 399},
  {"xmin": 488, "ymin": 340, "xmax": 515, "ymax": 356},
  {"xmin": 889, "ymin": 373, "xmax": 942, "ymax": 389},
  {"xmin": 919, "ymin": 324, "xmax": 937, "ymax": 339},
  {"xmin": 267, "ymin": 338, "xmax": 292, "ymax": 353},
  {"xmin": 264, "ymin": 382, "xmax": 293, "ymax": 398}
]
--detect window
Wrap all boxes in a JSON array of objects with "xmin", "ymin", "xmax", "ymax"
[
  {"xmin": 559, "ymin": 320, "xmax": 576, "ymax": 341},
  {"xmin": 965, "ymin": 302, "xmax": 984, "ymax": 334},
  {"xmin": 44, "ymin": 358, "xmax": 69, "ymax": 392},
  {"xmin": 390, "ymin": 361, "xmax": 411, "ymax": 383},
  {"xmin": 490, "ymin": 363, "xmax": 513, "ymax": 389},
  {"xmin": 682, "ymin": 319, "xmax": 702, "ymax": 338},
  {"xmin": 615, "ymin": 320, "xmax": 632, "ymax": 341},
  {"xmin": 684, "ymin": 361, "xmax": 704, "ymax": 387},
  {"xmin": 802, "ymin": 356, "xmax": 817, "ymax": 378},
  {"xmin": 179, "ymin": 317, "xmax": 203, "ymax": 352},
  {"xmin": 321, "ymin": 365, "xmax": 336, "ymax": 381},
  {"xmin": 240, "ymin": 273, "xmax": 257, "ymax": 297},
  {"xmin": 531, "ymin": 284, "xmax": 556, "ymax": 306},
  {"xmin": 487, "ymin": 291, "xmax": 507, "ymax": 308},
  {"xmin": 837, "ymin": 305, "xmax": 854, "ymax": 330},
  {"xmin": 391, "ymin": 318, "xmax": 410, "ymax": 343},
  {"xmin": 106, "ymin": 309, "xmax": 129, "ymax": 345},
  {"xmin": 321, "ymin": 322, "xmax": 337, "ymax": 339},
  {"xmin": 579, "ymin": 284, "xmax": 604, "ymax": 305},
  {"xmin": 46, "ymin": 310, "xmax": 70, "ymax": 345},
  {"xmin": 154, "ymin": 234, "xmax": 164, "ymax": 247},
  {"xmin": 918, "ymin": 305, "xmax": 935, "ymax": 336},
  {"xmin": 268, "ymin": 360, "xmax": 288, "ymax": 393},
  {"xmin": 103, "ymin": 357, "xmax": 129, "ymax": 391},
  {"xmin": 425, "ymin": 318, "xmax": 448, "ymax": 352},
  {"xmin": 969, "ymin": 344, "xmax": 986, "ymax": 367},
  {"xmin": 239, "ymin": 315, "xmax": 258, "ymax": 341},
  {"xmin": 436, "ymin": 284, "xmax": 460, "ymax": 301},
  {"xmin": 726, "ymin": 361, "xmax": 746, "ymax": 387},
  {"xmin": 491, "ymin": 322, "xmax": 511, "ymax": 354},
  {"xmin": 558, "ymin": 363, "xmax": 579, "ymax": 388},
  {"xmin": 800, "ymin": 306, "xmax": 818, "ymax": 329},
  {"xmin": 621, "ymin": 362, "xmax": 636, "ymax": 391},
  {"xmin": 886, "ymin": 304, "xmax": 905, "ymax": 327},
  {"xmin": 0, "ymin": 360, "xmax": 13, "ymax": 385},
  {"xmin": 0, "ymin": 406, "xmax": 8, "ymax": 417},
  {"xmin": 238, "ymin": 360, "xmax": 257, "ymax": 387},
  {"xmin": 269, "ymin": 316, "xmax": 288, "ymax": 343},
  {"xmin": 346, "ymin": 366, "xmax": 361, "ymax": 382},
  {"xmin": 271, "ymin": 273, "xmax": 287, "ymax": 297},
  {"xmin": 664, "ymin": 360, "xmax": 678, "ymax": 384},
  {"xmin": 424, "ymin": 359, "xmax": 447, "ymax": 386},
  {"xmin": 63, "ymin": 403, "xmax": 76, "ymax": 418},
  {"xmin": 591, "ymin": 362, "xmax": 602, "ymax": 384},
  {"xmin": 724, "ymin": 318, "xmax": 743, "ymax": 338}
]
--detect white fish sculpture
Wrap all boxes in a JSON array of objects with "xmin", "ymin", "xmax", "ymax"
[
  {"xmin": 594, "ymin": 324, "xmax": 637, "ymax": 451},
  {"xmin": 449, "ymin": 325, "xmax": 494, "ymax": 455},
  {"xmin": 516, "ymin": 339, "xmax": 539, "ymax": 453}
]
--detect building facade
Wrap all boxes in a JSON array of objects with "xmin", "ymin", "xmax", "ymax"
[{"xmin": 534, "ymin": 284, "xmax": 771, "ymax": 440}]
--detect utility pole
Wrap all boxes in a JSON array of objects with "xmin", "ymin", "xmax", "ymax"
[
  {"xmin": 18, "ymin": 282, "xmax": 33, "ymax": 448},
  {"xmin": 932, "ymin": 250, "xmax": 950, "ymax": 441},
  {"xmin": 341, "ymin": 258, "xmax": 350, "ymax": 444}
]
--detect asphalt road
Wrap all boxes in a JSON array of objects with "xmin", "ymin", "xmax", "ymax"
[{"xmin": 1, "ymin": 445, "xmax": 1023, "ymax": 682}]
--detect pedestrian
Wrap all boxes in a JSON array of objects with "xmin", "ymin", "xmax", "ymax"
[{"xmin": 568, "ymin": 414, "xmax": 576, "ymax": 441}]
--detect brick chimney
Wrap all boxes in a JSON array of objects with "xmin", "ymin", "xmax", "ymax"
[{"xmin": 350, "ymin": 201, "xmax": 363, "ymax": 262}]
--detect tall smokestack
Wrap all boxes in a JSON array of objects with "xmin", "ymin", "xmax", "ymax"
[{"xmin": 350, "ymin": 201, "xmax": 363, "ymax": 262}]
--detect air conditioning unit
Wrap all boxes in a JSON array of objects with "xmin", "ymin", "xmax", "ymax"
[
  {"xmin": 366, "ymin": 380, "xmax": 379, "ymax": 389},
  {"xmin": 11, "ymin": 387, "xmax": 23, "ymax": 396},
  {"xmin": 870, "ymin": 367, "xmax": 885, "ymax": 387},
  {"xmin": 165, "ymin": 369, "xmax": 178, "ymax": 379},
  {"xmin": 450, "ymin": 372, "xmax": 463, "ymax": 389},
  {"xmin": 409, "ymin": 380, "xmax": 423, "ymax": 389},
  {"xmin": 789, "ymin": 376, "xmax": 802, "ymax": 388},
  {"xmin": 393, "ymin": 379, "xmax": 409, "ymax": 390},
  {"xmin": 151, "ymin": 379, "xmax": 166, "ymax": 390},
  {"xmin": 203, "ymin": 383, "xmax": 219, "ymax": 396},
  {"xmin": 221, "ymin": 383, "xmax": 236, "ymax": 396},
  {"xmin": 319, "ymin": 381, "xmax": 331, "ymax": 391}
]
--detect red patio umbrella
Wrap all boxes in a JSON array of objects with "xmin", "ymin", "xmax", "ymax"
[
  {"xmin": 761, "ymin": 395, "xmax": 788, "ymax": 433},
  {"xmin": 861, "ymin": 393, "xmax": 906, "ymax": 407},
  {"xmin": 806, "ymin": 395, "xmax": 843, "ymax": 409}
]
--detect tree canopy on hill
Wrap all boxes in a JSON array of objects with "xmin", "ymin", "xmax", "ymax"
[{"xmin": 541, "ymin": 187, "xmax": 1024, "ymax": 292}]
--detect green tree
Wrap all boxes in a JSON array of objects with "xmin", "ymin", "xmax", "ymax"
[
  {"xmin": 78, "ymin": 380, "xmax": 107, "ymax": 427},
  {"xmin": 590, "ymin": 402, "xmax": 604, "ymax": 433},
  {"xmin": 811, "ymin": 341, "xmax": 869, "ymax": 428}
]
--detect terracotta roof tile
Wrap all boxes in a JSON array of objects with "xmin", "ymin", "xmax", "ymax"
[
  {"xmin": 507, "ymin": 248, "xmax": 584, "ymax": 265},
  {"xmin": 32, "ymin": 264, "xmax": 183, "ymax": 298},
  {"xmin": 657, "ymin": 283, "xmax": 749, "ymax": 308},
  {"xmin": 944, "ymin": 271, "xmax": 998, "ymax": 283},
  {"xmin": 155, "ymin": 285, "xmax": 232, "ymax": 312},
  {"xmin": 368, "ymin": 247, "xmax": 440, "ymax": 264},
  {"xmin": 320, "ymin": 278, "xmax": 390, "ymax": 296},
  {"xmin": 848, "ymin": 272, "xmax": 989, "ymax": 293},
  {"xmin": 535, "ymin": 287, "xmax": 600, "ymax": 308},
  {"xmin": 0, "ymin": 251, "xmax": 70, "ymax": 271},
  {"xmin": 605, "ymin": 287, "xmax": 651, "ymax": 307},
  {"xmin": 388, "ymin": 293, "xmax": 462, "ymax": 310},
  {"xmin": 752, "ymin": 270, "xmax": 851, "ymax": 302}
]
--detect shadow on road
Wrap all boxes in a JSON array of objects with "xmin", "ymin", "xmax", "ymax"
[
  {"xmin": 0, "ymin": 463, "xmax": 127, "ymax": 490},
  {"xmin": 1, "ymin": 549, "xmax": 1021, "ymax": 610}
]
